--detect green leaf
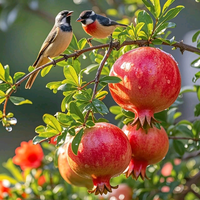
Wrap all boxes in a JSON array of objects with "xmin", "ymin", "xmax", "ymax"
[
  {"xmin": 61, "ymin": 93, "xmax": 74, "ymax": 112},
  {"xmin": 137, "ymin": 10, "xmax": 153, "ymax": 38},
  {"xmin": 192, "ymin": 30, "xmax": 200, "ymax": 42},
  {"xmin": 95, "ymin": 91, "xmax": 108, "ymax": 100},
  {"xmin": 35, "ymin": 125, "xmax": 46, "ymax": 133},
  {"xmin": 191, "ymin": 57, "xmax": 200, "ymax": 68},
  {"xmin": 110, "ymin": 105, "xmax": 122, "ymax": 115},
  {"xmin": 78, "ymin": 38, "xmax": 87, "ymax": 50},
  {"xmin": 82, "ymin": 64, "xmax": 99, "ymax": 75},
  {"xmin": 69, "ymin": 102, "xmax": 84, "ymax": 122},
  {"xmin": 0, "ymin": 174, "xmax": 18, "ymax": 184},
  {"xmin": 13, "ymin": 72, "xmax": 25, "ymax": 83},
  {"xmin": 64, "ymin": 65, "xmax": 79, "ymax": 86},
  {"xmin": 33, "ymin": 135, "xmax": 47, "ymax": 144},
  {"xmin": 173, "ymin": 140, "xmax": 185, "ymax": 156},
  {"xmin": 99, "ymin": 76, "xmax": 121, "ymax": 84},
  {"xmin": 72, "ymin": 128, "xmax": 84, "ymax": 155},
  {"xmin": 0, "ymin": 63, "xmax": 5, "ymax": 81},
  {"xmin": 56, "ymin": 112, "xmax": 75, "ymax": 127},
  {"xmin": 192, "ymin": 71, "xmax": 200, "ymax": 83},
  {"xmin": 154, "ymin": 22, "xmax": 176, "ymax": 35},
  {"xmin": 152, "ymin": 0, "xmax": 161, "ymax": 18},
  {"xmin": 9, "ymin": 96, "xmax": 32, "ymax": 105},
  {"xmin": 43, "ymin": 114, "xmax": 62, "ymax": 132},
  {"xmin": 4, "ymin": 65, "xmax": 10, "ymax": 81},
  {"xmin": 58, "ymin": 83, "xmax": 77, "ymax": 92},
  {"xmin": 0, "ymin": 90, "xmax": 6, "ymax": 99},
  {"xmin": 73, "ymin": 93, "xmax": 90, "ymax": 101},
  {"xmin": 192, "ymin": 120, "xmax": 200, "ymax": 137},
  {"xmin": 3, "ymin": 158, "xmax": 24, "ymax": 182},
  {"xmin": 142, "ymin": 0, "xmax": 155, "ymax": 18},
  {"xmin": 69, "ymin": 34, "xmax": 79, "ymax": 50},
  {"xmin": 158, "ymin": 6, "xmax": 184, "ymax": 29},
  {"xmin": 180, "ymin": 86, "xmax": 196, "ymax": 94},
  {"xmin": 41, "ymin": 65, "xmax": 53, "ymax": 77},
  {"xmin": 194, "ymin": 103, "xmax": 200, "ymax": 116},
  {"xmin": 0, "ymin": 83, "xmax": 10, "ymax": 92},
  {"xmin": 46, "ymin": 81, "xmax": 62, "ymax": 93},
  {"xmin": 162, "ymin": 0, "xmax": 175, "ymax": 14},
  {"xmin": 91, "ymin": 99, "xmax": 109, "ymax": 115}
]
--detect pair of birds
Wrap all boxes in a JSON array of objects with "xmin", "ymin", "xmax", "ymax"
[{"xmin": 25, "ymin": 10, "xmax": 127, "ymax": 89}]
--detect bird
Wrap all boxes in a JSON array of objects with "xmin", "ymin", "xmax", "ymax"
[
  {"xmin": 25, "ymin": 10, "xmax": 73, "ymax": 89},
  {"xmin": 76, "ymin": 10, "xmax": 127, "ymax": 40}
]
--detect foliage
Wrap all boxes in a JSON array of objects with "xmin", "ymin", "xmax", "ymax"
[{"xmin": 0, "ymin": 0, "xmax": 200, "ymax": 199}]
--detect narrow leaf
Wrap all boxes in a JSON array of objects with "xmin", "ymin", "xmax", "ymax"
[
  {"xmin": 152, "ymin": 0, "xmax": 161, "ymax": 18},
  {"xmin": 43, "ymin": 114, "xmax": 62, "ymax": 132},
  {"xmin": 191, "ymin": 57, "xmax": 200, "ymax": 68},
  {"xmin": 0, "ymin": 174, "xmax": 18, "ymax": 184},
  {"xmin": 4, "ymin": 65, "xmax": 10, "ymax": 81},
  {"xmin": 33, "ymin": 135, "xmax": 47, "ymax": 144},
  {"xmin": 41, "ymin": 65, "xmax": 53, "ymax": 77},
  {"xmin": 194, "ymin": 103, "xmax": 200, "ymax": 117},
  {"xmin": 100, "ymin": 76, "xmax": 121, "ymax": 84},
  {"xmin": 0, "ymin": 63, "xmax": 5, "ymax": 81},
  {"xmin": 13, "ymin": 72, "xmax": 25, "ymax": 83},
  {"xmin": 192, "ymin": 30, "xmax": 200, "ymax": 42},
  {"xmin": 72, "ymin": 128, "xmax": 84, "ymax": 155},
  {"xmin": 3, "ymin": 159, "xmax": 24, "ymax": 182},
  {"xmin": 64, "ymin": 65, "xmax": 79, "ymax": 86},
  {"xmin": 92, "ymin": 99, "xmax": 109, "ymax": 115},
  {"xmin": 69, "ymin": 102, "xmax": 84, "ymax": 122},
  {"xmin": 142, "ymin": 0, "xmax": 155, "ymax": 18},
  {"xmin": 78, "ymin": 38, "xmax": 87, "ymax": 50},
  {"xmin": 9, "ymin": 96, "xmax": 32, "ymax": 105},
  {"xmin": 162, "ymin": 0, "xmax": 175, "ymax": 14},
  {"xmin": 173, "ymin": 140, "xmax": 185, "ymax": 156}
]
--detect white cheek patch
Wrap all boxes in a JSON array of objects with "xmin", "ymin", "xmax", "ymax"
[
  {"xmin": 91, "ymin": 11, "xmax": 95, "ymax": 16},
  {"xmin": 85, "ymin": 18, "xmax": 94, "ymax": 25},
  {"xmin": 61, "ymin": 17, "xmax": 69, "ymax": 26}
]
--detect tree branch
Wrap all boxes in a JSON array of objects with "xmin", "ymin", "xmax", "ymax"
[
  {"xmin": 168, "ymin": 136, "xmax": 200, "ymax": 142},
  {"xmin": 3, "ymin": 39, "xmax": 200, "ymax": 118}
]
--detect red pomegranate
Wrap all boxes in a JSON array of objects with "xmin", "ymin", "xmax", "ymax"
[
  {"xmin": 58, "ymin": 143, "xmax": 93, "ymax": 190},
  {"xmin": 67, "ymin": 122, "xmax": 132, "ymax": 195},
  {"xmin": 109, "ymin": 47, "xmax": 181, "ymax": 128},
  {"xmin": 123, "ymin": 124, "xmax": 169, "ymax": 180}
]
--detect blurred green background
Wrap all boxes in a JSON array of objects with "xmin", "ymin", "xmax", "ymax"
[{"xmin": 0, "ymin": 0, "xmax": 200, "ymax": 173}]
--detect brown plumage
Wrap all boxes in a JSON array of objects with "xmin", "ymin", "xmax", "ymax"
[{"xmin": 25, "ymin": 10, "xmax": 73, "ymax": 89}]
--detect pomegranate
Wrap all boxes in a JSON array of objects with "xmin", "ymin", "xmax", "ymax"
[
  {"xmin": 123, "ymin": 124, "xmax": 169, "ymax": 180},
  {"xmin": 67, "ymin": 122, "xmax": 132, "ymax": 195},
  {"xmin": 109, "ymin": 47, "xmax": 181, "ymax": 128},
  {"xmin": 58, "ymin": 143, "xmax": 93, "ymax": 190}
]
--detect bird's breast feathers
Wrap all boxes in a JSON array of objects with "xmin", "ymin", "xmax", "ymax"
[
  {"xmin": 43, "ymin": 28, "xmax": 73, "ymax": 58},
  {"xmin": 83, "ymin": 20, "xmax": 116, "ymax": 39}
]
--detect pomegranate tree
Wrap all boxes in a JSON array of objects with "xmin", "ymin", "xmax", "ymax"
[
  {"xmin": 123, "ymin": 124, "xmax": 169, "ymax": 180},
  {"xmin": 58, "ymin": 143, "xmax": 93, "ymax": 190},
  {"xmin": 67, "ymin": 122, "xmax": 132, "ymax": 195},
  {"xmin": 109, "ymin": 47, "xmax": 181, "ymax": 128}
]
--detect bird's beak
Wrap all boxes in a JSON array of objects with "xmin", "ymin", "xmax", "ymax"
[
  {"xmin": 67, "ymin": 11, "xmax": 74, "ymax": 16},
  {"xmin": 76, "ymin": 17, "xmax": 83, "ymax": 22}
]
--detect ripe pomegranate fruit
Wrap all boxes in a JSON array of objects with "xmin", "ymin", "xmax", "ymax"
[
  {"xmin": 109, "ymin": 47, "xmax": 181, "ymax": 128},
  {"xmin": 123, "ymin": 124, "xmax": 169, "ymax": 180},
  {"xmin": 58, "ymin": 143, "xmax": 93, "ymax": 190},
  {"xmin": 67, "ymin": 122, "xmax": 132, "ymax": 195}
]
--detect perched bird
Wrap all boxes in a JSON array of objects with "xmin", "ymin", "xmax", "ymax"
[
  {"xmin": 25, "ymin": 10, "xmax": 73, "ymax": 89},
  {"xmin": 76, "ymin": 10, "xmax": 127, "ymax": 40}
]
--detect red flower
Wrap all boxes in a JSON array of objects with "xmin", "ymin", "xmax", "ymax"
[
  {"xmin": 13, "ymin": 140, "xmax": 44, "ymax": 170},
  {"xmin": 0, "ymin": 180, "xmax": 11, "ymax": 199}
]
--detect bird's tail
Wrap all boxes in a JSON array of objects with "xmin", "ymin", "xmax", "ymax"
[{"xmin": 25, "ymin": 57, "xmax": 49, "ymax": 89}]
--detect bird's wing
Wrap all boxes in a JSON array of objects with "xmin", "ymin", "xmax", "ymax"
[
  {"xmin": 96, "ymin": 14, "xmax": 119, "ymax": 27},
  {"xmin": 33, "ymin": 26, "xmax": 59, "ymax": 67}
]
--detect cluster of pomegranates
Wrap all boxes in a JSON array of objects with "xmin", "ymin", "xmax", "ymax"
[{"xmin": 58, "ymin": 47, "xmax": 181, "ymax": 196}]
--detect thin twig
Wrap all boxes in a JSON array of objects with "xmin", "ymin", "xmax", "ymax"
[{"xmin": 168, "ymin": 136, "xmax": 200, "ymax": 142}]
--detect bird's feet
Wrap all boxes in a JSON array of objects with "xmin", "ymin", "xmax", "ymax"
[
  {"xmin": 60, "ymin": 54, "xmax": 69, "ymax": 61},
  {"xmin": 48, "ymin": 57, "xmax": 57, "ymax": 66},
  {"xmin": 87, "ymin": 37, "xmax": 93, "ymax": 47}
]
